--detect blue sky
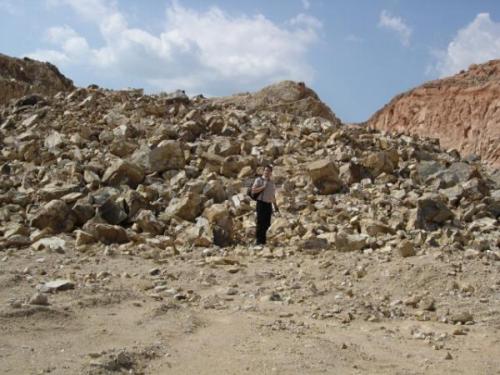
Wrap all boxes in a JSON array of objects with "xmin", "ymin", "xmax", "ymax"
[{"xmin": 1, "ymin": 0, "xmax": 500, "ymax": 122}]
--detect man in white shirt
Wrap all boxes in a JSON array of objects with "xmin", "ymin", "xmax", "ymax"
[{"xmin": 251, "ymin": 165, "xmax": 279, "ymax": 245}]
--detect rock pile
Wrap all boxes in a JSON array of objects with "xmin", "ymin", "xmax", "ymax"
[
  {"xmin": 0, "ymin": 75, "xmax": 498, "ymax": 260},
  {"xmin": 367, "ymin": 59, "xmax": 500, "ymax": 168}
]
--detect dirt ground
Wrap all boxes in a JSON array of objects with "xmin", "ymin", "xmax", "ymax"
[{"xmin": 1, "ymin": 240, "xmax": 499, "ymax": 375}]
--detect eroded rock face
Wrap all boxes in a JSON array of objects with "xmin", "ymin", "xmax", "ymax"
[
  {"xmin": 0, "ymin": 53, "xmax": 74, "ymax": 105},
  {"xmin": 367, "ymin": 59, "xmax": 500, "ymax": 168}
]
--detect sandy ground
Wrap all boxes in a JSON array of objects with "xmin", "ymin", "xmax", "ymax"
[{"xmin": 1, "ymin": 241, "xmax": 499, "ymax": 375}]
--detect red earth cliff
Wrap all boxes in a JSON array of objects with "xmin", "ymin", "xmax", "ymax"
[{"xmin": 367, "ymin": 59, "xmax": 500, "ymax": 168}]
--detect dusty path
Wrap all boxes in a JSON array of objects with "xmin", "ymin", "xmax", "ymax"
[{"xmin": 1, "ymin": 242, "xmax": 499, "ymax": 374}]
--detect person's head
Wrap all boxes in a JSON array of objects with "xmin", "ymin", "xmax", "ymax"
[{"xmin": 263, "ymin": 164, "xmax": 273, "ymax": 179}]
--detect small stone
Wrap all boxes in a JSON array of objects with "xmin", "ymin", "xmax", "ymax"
[
  {"xmin": 29, "ymin": 293, "xmax": 49, "ymax": 306},
  {"xmin": 174, "ymin": 293, "xmax": 187, "ymax": 301},
  {"xmin": 149, "ymin": 268, "xmax": 161, "ymax": 276},
  {"xmin": 464, "ymin": 249, "xmax": 480, "ymax": 259},
  {"xmin": 444, "ymin": 352, "xmax": 453, "ymax": 360},
  {"xmin": 419, "ymin": 297, "xmax": 436, "ymax": 311},
  {"xmin": 450, "ymin": 311, "xmax": 473, "ymax": 324},
  {"xmin": 397, "ymin": 240, "xmax": 416, "ymax": 257},
  {"xmin": 453, "ymin": 328, "xmax": 467, "ymax": 335},
  {"xmin": 38, "ymin": 279, "xmax": 75, "ymax": 292}
]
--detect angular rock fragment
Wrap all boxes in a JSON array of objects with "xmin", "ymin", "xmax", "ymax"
[
  {"xmin": 412, "ymin": 196, "xmax": 454, "ymax": 230},
  {"xmin": 30, "ymin": 200, "xmax": 76, "ymax": 233},
  {"xmin": 135, "ymin": 210, "xmax": 164, "ymax": 235},
  {"xmin": 84, "ymin": 222, "xmax": 129, "ymax": 244},
  {"xmin": 102, "ymin": 160, "xmax": 144, "ymax": 188},
  {"xmin": 203, "ymin": 203, "xmax": 234, "ymax": 247},
  {"xmin": 307, "ymin": 159, "xmax": 343, "ymax": 194},
  {"xmin": 38, "ymin": 279, "xmax": 75, "ymax": 293}
]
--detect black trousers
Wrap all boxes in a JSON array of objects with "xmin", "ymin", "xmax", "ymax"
[{"xmin": 256, "ymin": 200, "xmax": 272, "ymax": 245}]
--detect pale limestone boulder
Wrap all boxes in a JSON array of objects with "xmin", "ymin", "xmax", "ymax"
[
  {"xmin": 362, "ymin": 150, "xmax": 399, "ymax": 178},
  {"xmin": 102, "ymin": 159, "xmax": 144, "ymax": 188},
  {"xmin": 334, "ymin": 232, "xmax": 369, "ymax": 252},
  {"xmin": 164, "ymin": 192, "xmax": 203, "ymax": 222},
  {"xmin": 203, "ymin": 203, "xmax": 233, "ymax": 247},
  {"xmin": 220, "ymin": 155, "xmax": 243, "ymax": 178},
  {"xmin": 75, "ymin": 230, "xmax": 97, "ymax": 246},
  {"xmin": 307, "ymin": 159, "xmax": 343, "ymax": 194},
  {"xmin": 183, "ymin": 219, "xmax": 212, "ymax": 247},
  {"xmin": 148, "ymin": 140, "xmax": 185, "ymax": 172}
]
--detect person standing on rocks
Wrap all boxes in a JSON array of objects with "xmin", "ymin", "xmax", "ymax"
[{"xmin": 251, "ymin": 165, "xmax": 279, "ymax": 246}]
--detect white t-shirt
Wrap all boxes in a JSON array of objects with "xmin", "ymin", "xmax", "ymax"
[{"xmin": 252, "ymin": 177, "xmax": 276, "ymax": 203}]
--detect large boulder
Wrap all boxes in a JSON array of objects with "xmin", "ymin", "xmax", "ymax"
[
  {"xmin": 83, "ymin": 222, "xmax": 129, "ymax": 244},
  {"xmin": 203, "ymin": 179, "xmax": 227, "ymax": 203},
  {"xmin": 72, "ymin": 199, "xmax": 96, "ymax": 226},
  {"xmin": 220, "ymin": 155, "xmax": 244, "ymax": 177},
  {"xmin": 39, "ymin": 183, "xmax": 80, "ymax": 202},
  {"xmin": 97, "ymin": 198, "xmax": 128, "ymax": 225},
  {"xmin": 150, "ymin": 140, "xmax": 185, "ymax": 172},
  {"xmin": 30, "ymin": 200, "xmax": 76, "ymax": 233},
  {"xmin": 362, "ymin": 150, "xmax": 399, "ymax": 178},
  {"xmin": 102, "ymin": 159, "xmax": 144, "ymax": 188},
  {"xmin": 164, "ymin": 193, "xmax": 203, "ymax": 222},
  {"xmin": 307, "ymin": 159, "xmax": 343, "ymax": 194},
  {"xmin": 203, "ymin": 203, "xmax": 234, "ymax": 247},
  {"xmin": 426, "ymin": 162, "xmax": 481, "ymax": 188},
  {"xmin": 135, "ymin": 210, "xmax": 165, "ymax": 235},
  {"xmin": 339, "ymin": 162, "xmax": 368, "ymax": 185},
  {"xmin": 412, "ymin": 196, "xmax": 454, "ymax": 230}
]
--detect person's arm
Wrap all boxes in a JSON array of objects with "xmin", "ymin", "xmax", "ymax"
[
  {"xmin": 251, "ymin": 178, "xmax": 266, "ymax": 194},
  {"xmin": 272, "ymin": 201, "xmax": 280, "ymax": 213}
]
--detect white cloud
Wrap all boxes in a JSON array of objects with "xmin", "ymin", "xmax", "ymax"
[
  {"xmin": 434, "ymin": 13, "xmax": 500, "ymax": 77},
  {"xmin": 378, "ymin": 10, "xmax": 412, "ymax": 47},
  {"xmin": 28, "ymin": 25, "xmax": 90, "ymax": 65},
  {"xmin": 29, "ymin": 0, "xmax": 322, "ymax": 94},
  {"xmin": 28, "ymin": 49, "xmax": 69, "ymax": 65},
  {"xmin": 302, "ymin": 0, "xmax": 311, "ymax": 11}
]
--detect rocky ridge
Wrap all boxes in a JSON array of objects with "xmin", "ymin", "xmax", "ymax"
[
  {"xmin": 0, "ymin": 53, "xmax": 74, "ymax": 106},
  {"xmin": 367, "ymin": 59, "xmax": 500, "ymax": 168}
]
